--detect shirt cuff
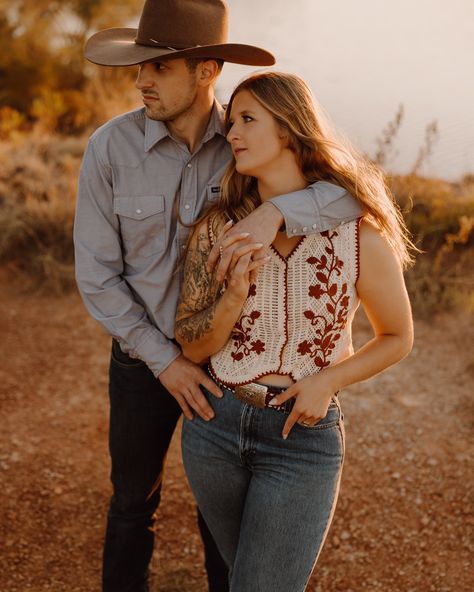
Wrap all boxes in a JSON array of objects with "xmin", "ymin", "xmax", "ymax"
[
  {"xmin": 120, "ymin": 330, "xmax": 181, "ymax": 377},
  {"xmin": 270, "ymin": 182, "xmax": 363, "ymax": 236}
]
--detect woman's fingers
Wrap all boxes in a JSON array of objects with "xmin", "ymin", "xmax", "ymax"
[
  {"xmin": 229, "ymin": 251, "xmax": 252, "ymax": 284},
  {"xmin": 206, "ymin": 220, "xmax": 234, "ymax": 272},
  {"xmin": 229, "ymin": 242, "xmax": 263, "ymax": 269}
]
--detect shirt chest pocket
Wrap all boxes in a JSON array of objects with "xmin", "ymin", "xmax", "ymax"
[{"xmin": 114, "ymin": 195, "xmax": 167, "ymax": 258}]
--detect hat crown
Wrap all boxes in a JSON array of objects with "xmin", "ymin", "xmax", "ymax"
[{"xmin": 136, "ymin": 0, "xmax": 229, "ymax": 49}]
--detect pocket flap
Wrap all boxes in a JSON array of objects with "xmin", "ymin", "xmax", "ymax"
[{"xmin": 114, "ymin": 195, "xmax": 165, "ymax": 220}]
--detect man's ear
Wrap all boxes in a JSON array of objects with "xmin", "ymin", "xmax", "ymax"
[{"xmin": 198, "ymin": 60, "xmax": 220, "ymax": 87}]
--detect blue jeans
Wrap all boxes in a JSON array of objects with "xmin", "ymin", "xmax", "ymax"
[
  {"xmin": 182, "ymin": 384, "xmax": 345, "ymax": 592},
  {"xmin": 103, "ymin": 340, "xmax": 229, "ymax": 592}
]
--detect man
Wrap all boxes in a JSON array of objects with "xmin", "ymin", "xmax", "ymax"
[{"xmin": 74, "ymin": 1, "xmax": 362, "ymax": 591}]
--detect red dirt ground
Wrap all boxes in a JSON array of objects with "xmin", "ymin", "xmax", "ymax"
[{"xmin": 0, "ymin": 283, "xmax": 472, "ymax": 591}]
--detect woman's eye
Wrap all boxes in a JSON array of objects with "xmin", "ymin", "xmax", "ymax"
[{"xmin": 243, "ymin": 116, "xmax": 253, "ymax": 123}]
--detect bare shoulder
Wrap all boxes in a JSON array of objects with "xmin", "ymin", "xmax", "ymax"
[
  {"xmin": 359, "ymin": 218, "xmax": 394, "ymax": 258},
  {"xmin": 358, "ymin": 218, "xmax": 402, "ymax": 285}
]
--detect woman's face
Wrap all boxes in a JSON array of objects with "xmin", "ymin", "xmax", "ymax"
[{"xmin": 226, "ymin": 90, "xmax": 287, "ymax": 178}]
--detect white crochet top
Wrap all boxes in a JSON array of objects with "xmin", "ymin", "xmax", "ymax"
[{"xmin": 209, "ymin": 219, "xmax": 361, "ymax": 386}]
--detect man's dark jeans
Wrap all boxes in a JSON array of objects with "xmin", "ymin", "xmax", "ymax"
[{"xmin": 103, "ymin": 340, "xmax": 229, "ymax": 592}]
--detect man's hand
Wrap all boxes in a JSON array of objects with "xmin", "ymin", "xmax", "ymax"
[
  {"xmin": 207, "ymin": 202, "xmax": 283, "ymax": 282},
  {"xmin": 158, "ymin": 355, "xmax": 222, "ymax": 421}
]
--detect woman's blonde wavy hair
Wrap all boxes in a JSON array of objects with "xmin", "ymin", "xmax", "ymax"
[{"xmin": 210, "ymin": 71, "xmax": 415, "ymax": 268}]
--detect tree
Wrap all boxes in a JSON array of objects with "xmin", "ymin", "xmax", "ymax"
[{"xmin": 0, "ymin": 0, "xmax": 140, "ymax": 131}]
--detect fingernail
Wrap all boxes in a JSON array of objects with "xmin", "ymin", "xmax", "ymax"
[
  {"xmin": 268, "ymin": 397, "xmax": 278, "ymax": 406},
  {"xmin": 240, "ymin": 232, "xmax": 250, "ymax": 237},
  {"xmin": 282, "ymin": 433, "xmax": 288, "ymax": 440},
  {"xmin": 254, "ymin": 243, "xmax": 264, "ymax": 248}
]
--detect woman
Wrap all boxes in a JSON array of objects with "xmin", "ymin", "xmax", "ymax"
[{"xmin": 175, "ymin": 72, "xmax": 414, "ymax": 591}]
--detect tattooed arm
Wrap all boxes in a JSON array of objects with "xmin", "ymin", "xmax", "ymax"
[{"xmin": 175, "ymin": 218, "xmax": 262, "ymax": 364}]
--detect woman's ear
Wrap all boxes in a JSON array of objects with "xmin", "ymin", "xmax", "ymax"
[{"xmin": 278, "ymin": 126, "xmax": 290, "ymax": 148}]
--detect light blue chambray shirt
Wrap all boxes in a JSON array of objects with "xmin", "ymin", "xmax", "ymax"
[{"xmin": 74, "ymin": 102, "xmax": 362, "ymax": 377}]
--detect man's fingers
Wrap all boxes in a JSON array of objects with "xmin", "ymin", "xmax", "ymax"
[
  {"xmin": 185, "ymin": 386, "xmax": 216, "ymax": 420},
  {"xmin": 217, "ymin": 218, "xmax": 234, "ymax": 239},
  {"xmin": 174, "ymin": 393, "xmax": 194, "ymax": 421},
  {"xmin": 200, "ymin": 374, "xmax": 223, "ymax": 399}
]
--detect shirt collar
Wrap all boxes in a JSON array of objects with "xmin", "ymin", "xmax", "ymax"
[{"xmin": 144, "ymin": 100, "xmax": 226, "ymax": 152}]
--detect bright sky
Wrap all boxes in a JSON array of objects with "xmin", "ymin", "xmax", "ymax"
[{"xmin": 219, "ymin": 0, "xmax": 474, "ymax": 180}]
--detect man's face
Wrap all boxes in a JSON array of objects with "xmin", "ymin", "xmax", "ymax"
[{"xmin": 135, "ymin": 58, "xmax": 200, "ymax": 122}]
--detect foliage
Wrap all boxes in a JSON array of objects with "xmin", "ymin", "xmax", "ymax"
[{"xmin": 0, "ymin": 0, "xmax": 140, "ymax": 133}]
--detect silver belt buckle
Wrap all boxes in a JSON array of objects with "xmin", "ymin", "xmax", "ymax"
[{"xmin": 234, "ymin": 383, "xmax": 268, "ymax": 408}]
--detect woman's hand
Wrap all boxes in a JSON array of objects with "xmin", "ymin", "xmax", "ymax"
[
  {"xmin": 216, "ymin": 221, "xmax": 269, "ymax": 302},
  {"xmin": 207, "ymin": 202, "xmax": 282, "ymax": 282},
  {"xmin": 269, "ymin": 371, "xmax": 337, "ymax": 439}
]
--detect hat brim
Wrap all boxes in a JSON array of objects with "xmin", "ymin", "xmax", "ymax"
[{"xmin": 85, "ymin": 28, "xmax": 275, "ymax": 67}]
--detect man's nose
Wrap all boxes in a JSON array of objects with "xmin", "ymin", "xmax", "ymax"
[{"xmin": 135, "ymin": 64, "xmax": 154, "ymax": 89}]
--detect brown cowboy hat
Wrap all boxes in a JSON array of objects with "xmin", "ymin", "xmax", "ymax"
[{"xmin": 85, "ymin": 0, "xmax": 275, "ymax": 67}]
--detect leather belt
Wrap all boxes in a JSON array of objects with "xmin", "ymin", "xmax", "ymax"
[{"xmin": 209, "ymin": 370, "xmax": 294, "ymax": 414}]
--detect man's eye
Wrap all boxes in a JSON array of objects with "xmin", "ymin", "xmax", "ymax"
[{"xmin": 153, "ymin": 63, "xmax": 165, "ymax": 71}]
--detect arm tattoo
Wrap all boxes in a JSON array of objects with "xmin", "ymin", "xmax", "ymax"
[{"xmin": 176, "ymin": 230, "xmax": 222, "ymax": 344}]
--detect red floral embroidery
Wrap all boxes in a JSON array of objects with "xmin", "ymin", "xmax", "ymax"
[
  {"xmin": 248, "ymin": 283, "xmax": 257, "ymax": 297},
  {"xmin": 230, "ymin": 310, "xmax": 265, "ymax": 361},
  {"xmin": 298, "ymin": 230, "xmax": 349, "ymax": 369}
]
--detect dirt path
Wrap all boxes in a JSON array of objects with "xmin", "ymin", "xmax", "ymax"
[{"xmin": 0, "ymin": 285, "xmax": 472, "ymax": 592}]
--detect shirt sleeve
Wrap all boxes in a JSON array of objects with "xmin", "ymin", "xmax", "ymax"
[
  {"xmin": 269, "ymin": 181, "xmax": 364, "ymax": 236},
  {"xmin": 73, "ymin": 139, "xmax": 180, "ymax": 377}
]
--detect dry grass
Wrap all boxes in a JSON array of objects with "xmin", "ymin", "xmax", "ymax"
[
  {"xmin": 0, "ymin": 130, "xmax": 473, "ymax": 311},
  {"xmin": 0, "ymin": 130, "xmax": 84, "ymax": 291},
  {"xmin": 390, "ymin": 174, "xmax": 474, "ymax": 314}
]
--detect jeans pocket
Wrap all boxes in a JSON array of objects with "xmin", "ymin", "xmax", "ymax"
[
  {"xmin": 110, "ymin": 340, "xmax": 146, "ymax": 369},
  {"xmin": 297, "ymin": 402, "xmax": 341, "ymax": 431}
]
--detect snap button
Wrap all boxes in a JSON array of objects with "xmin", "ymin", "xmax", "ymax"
[
  {"xmin": 136, "ymin": 209, "xmax": 142, "ymax": 214},
  {"xmin": 187, "ymin": 163, "xmax": 192, "ymax": 168},
  {"xmin": 302, "ymin": 227, "xmax": 308, "ymax": 232},
  {"xmin": 312, "ymin": 223, "xmax": 317, "ymax": 229},
  {"xmin": 184, "ymin": 204, "xmax": 190, "ymax": 210}
]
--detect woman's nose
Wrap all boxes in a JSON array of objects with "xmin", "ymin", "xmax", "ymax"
[{"xmin": 226, "ymin": 125, "xmax": 239, "ymax": 143}]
